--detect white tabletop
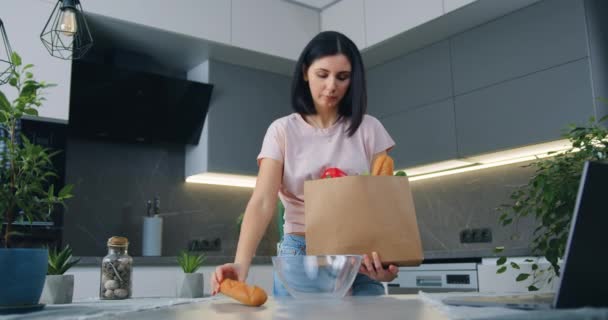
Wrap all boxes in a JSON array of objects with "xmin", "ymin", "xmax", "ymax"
[
  {"xmin": 4, "ymin": 294, "xmax": 607, "ymax": 320},
  {"xmin": 1, "ymin": 295, "xmax": 447, "ymax": 320}
]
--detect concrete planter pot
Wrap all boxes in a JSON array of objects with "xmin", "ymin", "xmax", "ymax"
[
  {"xmin": 40, "ymin": 275, "xmax": 74, "ymax": 304},
  {"xmin": 176, "ymin": 272, "xmax": 204, "ymax": 298}
]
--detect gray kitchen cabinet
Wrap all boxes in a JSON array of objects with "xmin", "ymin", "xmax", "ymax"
[
  {"xmin": 450, "ymin": 0, "xmax": 588, "ymax": 95},
  {"xmin": 381, "ymin": 99, "xmax": 458, "ymax": 169},
  {"xmin": 205, "ymin": 61, "xmax": 291, "ymax": 175},
  {"xmin": 455, "ymin": 58, "xmax": 594, "ymax": 157},
  {"xmin": 367, "ymin": 40, "xmax": 453, "ymax": 119}
]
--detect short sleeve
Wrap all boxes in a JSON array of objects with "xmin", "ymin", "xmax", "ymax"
[
  {"xmin": 257, "ymin": 120, "xmax": 285, "ymax": 166},
  {"xmin": 366, "ymin": 116, "xmax": 395, "ymax": 155}
]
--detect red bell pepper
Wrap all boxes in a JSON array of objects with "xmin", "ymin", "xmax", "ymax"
[{"xmin": 320, "ymin": 167, "xmax": 347, "ymax": 179}]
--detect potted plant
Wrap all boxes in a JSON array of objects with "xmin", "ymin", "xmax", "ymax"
[
  {"xmin": 495, "ymin": 115, "xmax": 608, "ymax": 291},
  {"xmin": 40, "ymin": 245, "xmax": 80, "ymax": 304},
  {"xmin": 176, "ymin": 250, "xmax": 206, "ymax": 298},
  {"xmin": 0, "ymin": 52, "xmax": 73, "ymax": 308}
]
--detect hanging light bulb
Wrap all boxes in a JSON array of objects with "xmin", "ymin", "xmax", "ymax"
[
  {"xmin": 58, "ymin": 6, "xmax": 78, "ymax": 36},
  {"xmin": 0, "ymin": 18, "xmax": 14, "ymax": 85},
  {"xmin": 40, "ymin": 0, "xmax": 93, "ymax": 60}
]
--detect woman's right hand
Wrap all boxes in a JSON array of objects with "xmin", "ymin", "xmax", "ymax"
[{"xmin": 210, "ymin": 263, "xmax": 247, "ymax": 295}]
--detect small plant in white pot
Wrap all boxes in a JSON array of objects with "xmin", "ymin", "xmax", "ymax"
[
  {"xmin": 40, "ymin": 245, "xmax": 80, "ymax": 304},
  {"xmin": 176, "ymin": 251, "xmax": 206, "ymax": 298}
]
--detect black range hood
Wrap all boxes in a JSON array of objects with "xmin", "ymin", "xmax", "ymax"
[{"xmin": 68, "ymin": 59, "xmax": 213, "ymax": 145}]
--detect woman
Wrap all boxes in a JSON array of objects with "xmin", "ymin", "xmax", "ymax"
[{"xmin": 210, "ymin": 31, "xmax": 399, "ymax": 297}]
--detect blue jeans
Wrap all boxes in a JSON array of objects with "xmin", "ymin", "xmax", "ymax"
[{"xmin": 273, "ymin": 234, "xmax": 385, "ymax": 297}]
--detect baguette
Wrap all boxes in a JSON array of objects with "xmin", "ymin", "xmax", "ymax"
[
  {"xmin": 371, "ymin": 154, "xmax": 394, "ymax": 176},
  {"xmin": 219, "ymin": 279, "xmax": 268, "ymax": 307}
]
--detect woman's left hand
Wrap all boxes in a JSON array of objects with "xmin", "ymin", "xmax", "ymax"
[{"xmin": 359, "ymin": 251, "xmax": 399, "ymax": 282}]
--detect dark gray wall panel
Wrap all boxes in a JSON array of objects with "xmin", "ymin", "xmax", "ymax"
[
  {"xmin": 367, "ymin": 40, "xmax": 452, "ymax": 119},
  {"xmin": 208, "ymin": 61, "xmax": 291, "ymax": 175},
  {"xmin": 584, "ymin": 0, "xmax": 608, "ymax": 120},
  {"xmin": 381, "ymin": 99, "xmax": 458, "ymax": 169},
  {"xmin": 63, "ymin": 137, "xmax": 280, "ymax": 257},
  {"xmin": 451, "ymin": 0, "xmax": 588, "ymax": 95},
  {"xmin": 456, "ymin": 58, "xmax": 594, "ymax": 157}
]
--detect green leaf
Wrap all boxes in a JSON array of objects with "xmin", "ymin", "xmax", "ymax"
[
  {"xmin": 0, "ymin": 91, "xmax": 10, "ymax": 110},
  {"xmin": 516, "ymin": 273, "xmax": 530, "ymax": 282},
  {"xmin": 493, "ymin": 246, "xmax": 505, "ymax": 253},
  {"xmin": 23, "ymin": 108, "xmax": 38, "ymax": 116},
  {"xmin": 496, "ymin": 256, "xmax": 507, "ymax": 266},
  {"xmin": 528, "ymin": 285, "xmax": 539, "ymax": 292},
  {"xmin": 177, "ymin": 251, "xmax": 206, "ymax": 273},
  {"xmin": 531, "ymin": 264, "xmax": 538, "ymax": 271},
  {"xmin": 58, "ymin": 184, "xmax": 74, "ymax": 198},
  {"xmin": 9, "ymin": 78, "xmax": 17, "ymax": 87},
  {"xmin": 47, "ymin": 245, "xmax": 80, "ymax": 275},
  {"xmin": 510, "ymin": 262, "xmax": 520, "ymax": 269},
  {"xmin": 11, "ymin": 52, "xmax": 22, "ymax": 66},
  {"xmin": 497, "ymin": 266, "xmax": 507, "ymax": 274}
]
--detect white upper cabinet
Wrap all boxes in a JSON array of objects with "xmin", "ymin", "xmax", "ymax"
[
  {"xmin": 363, "ymin": 0, "xmax": 443, "ymax": 47},
  {"xmin": 321, "ymin": 0, "xmax": 367, "ymax": 50},
  {"xmin": 231, "ymin": 0, "xmax": 319, "ymax": 60},
  {"xmin": 443, "ymin": 0, "xmax": 476, "ymax": 13},
  {"xmin": 0, "ymin": 1, "xmax": 72, "ymax": 122},
  {"xmin": 85, "ymin": 0, "xmax": 231, "ymax": 45}
]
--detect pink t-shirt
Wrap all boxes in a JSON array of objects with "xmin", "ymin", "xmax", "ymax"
[{"xmin": 257, "ymin": 113, "xmax": 395, "ymax": 234}]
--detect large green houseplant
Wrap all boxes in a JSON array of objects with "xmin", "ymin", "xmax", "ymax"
[
  {"xmin": 495, "ymin": 114, "xmax": 608, "ymax": 291},
  {"xmin": 0, "ymin": 52, "xmax": 73, "ymax": 307}
]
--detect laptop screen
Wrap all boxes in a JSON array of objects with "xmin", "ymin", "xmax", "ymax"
[{"xmin": 555, "ymin": 161, "xmax": 608, "ymax": 308}]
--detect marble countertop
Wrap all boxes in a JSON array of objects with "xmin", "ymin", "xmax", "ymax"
[
  {"xmin": 4, "ymin": 293, "xmax": 607, "ymax": 320},
  {"xmin": 1, "ymin": 295, "xmax": 448, "ymax": 320}
]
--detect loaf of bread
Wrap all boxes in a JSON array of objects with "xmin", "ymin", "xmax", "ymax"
[
  {"xmin": 219, "ymin": 279, "xmax": 268, "ymax": 307},
  {"xmin": 371, "ymin": 154, "xmax": 394, "ymax": 176}
]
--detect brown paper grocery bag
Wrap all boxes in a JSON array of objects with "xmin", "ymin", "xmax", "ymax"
[{"xmin": 304, "ymin": 176, "xmax": 423, "ymax": 266}]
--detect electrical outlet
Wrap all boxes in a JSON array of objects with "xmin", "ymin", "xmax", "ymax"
[
  {"xmin": 460, "ymin": 229, "xmax": 473, "ymax": 243},
  {"xmin": 480, "ymin": 228, "xmax": 492, "ymax": 243},
  {"xmin": 188, "ymin": 237, "xmax": 221, "ymax": 251},
  {"xmin": 460, "ymin": 228, "xmax": 492, "ymax": 243}
]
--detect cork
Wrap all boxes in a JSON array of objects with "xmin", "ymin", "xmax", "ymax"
[{"xmin": 107, "ymin": 236, "xmax": 129, "ymax": 247}]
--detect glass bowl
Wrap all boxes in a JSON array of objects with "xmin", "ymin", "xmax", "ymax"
[{"xmin": 271, "ymin": 255, "xmax": 363, "ymax": 299}]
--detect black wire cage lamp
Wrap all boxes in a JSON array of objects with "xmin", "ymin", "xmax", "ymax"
[
  {"xmin": 0, "ymin": 18, "xmax": 14, "ymax": 85},
  {"xmin": 40, "ymin": 0, "xmax": 93, "ymax": 60}
]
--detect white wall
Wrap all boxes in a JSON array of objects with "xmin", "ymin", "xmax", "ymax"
[
  {"xmin": 84, "ymin": 0, "xmax": 232, "ymax": 46},
  {"xmin": 321, "ymin": 0, "xmax": 367, "ymax": 50},
  {"xmin": 0, "ymin": 0, "xmax": 72, "ymax": 122},
  {"xmin": 231, "ymin": 0, "xmax": 319, "ymax": 60}
]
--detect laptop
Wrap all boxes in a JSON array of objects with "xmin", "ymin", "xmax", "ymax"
[{"xmin": 443, "ymin": 161, "xmax": 608, "ymax": 310}]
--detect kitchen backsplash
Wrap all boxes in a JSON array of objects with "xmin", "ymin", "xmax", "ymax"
[
  {"xmin": 64, "ymin": 135, "xmax": 536, "ymax": 259},
  {"xmin": 63, "ymin": 137, "xmax": 279, "ymax": 257}
]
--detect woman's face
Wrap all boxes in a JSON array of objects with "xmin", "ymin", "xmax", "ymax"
[{"xmin": 304, "ymin": 54, "xmax": 352, "ymax": 112}]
